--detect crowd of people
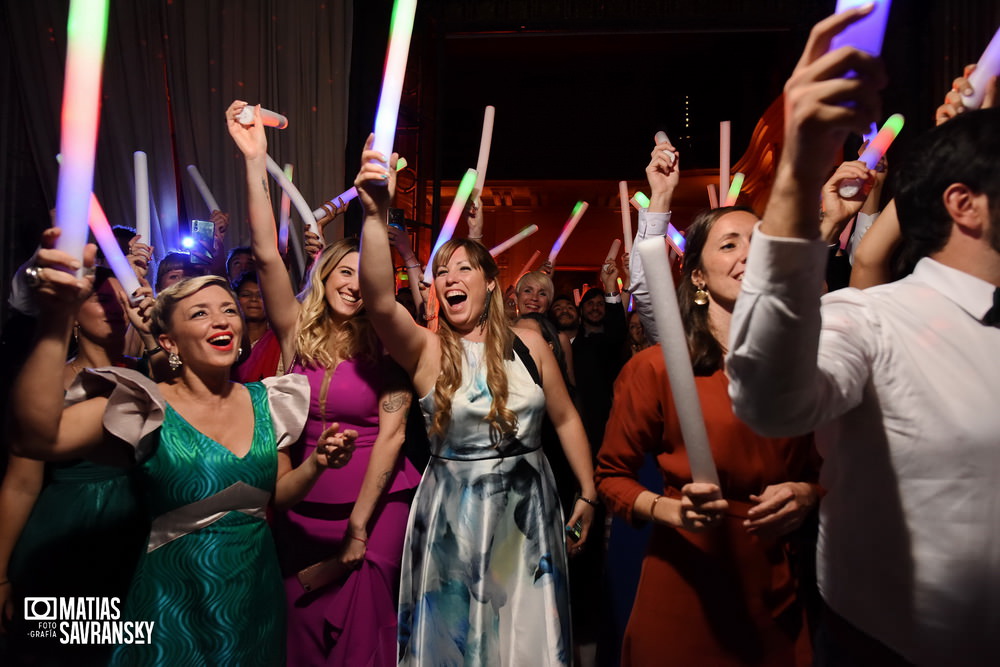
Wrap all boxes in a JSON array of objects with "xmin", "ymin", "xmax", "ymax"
[{"xmin": 0, "ymin": 5, "xmax": 998, "ymax": 666}]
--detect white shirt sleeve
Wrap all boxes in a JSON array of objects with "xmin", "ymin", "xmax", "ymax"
[
  {"xmin": 847, "ymin": 210, "xmax": 879, "ymax": 265},
  {"xmin": 628, "ymin": 209, "xmax": 672, "ymax": 345},
  {"xmin": 727, "ymin": 225, "xmax": 876, "ymax": 437}
]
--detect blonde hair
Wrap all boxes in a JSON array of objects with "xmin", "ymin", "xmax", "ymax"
[
  {"xmin": 151, "ymin": 275, "xmax": 239, "ymax": 338},
  {"xmin": 430, "ymin": 239, "xmax": 516, "ymax": 444},
  {"xmin": 515, "ymin": 271, "xmax": 554, "ymax": 299},
  {"xmin": 295, "ymin": 238, "xmax": 379, "ymax": 368}
]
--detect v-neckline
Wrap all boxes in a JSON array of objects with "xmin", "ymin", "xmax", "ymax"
[{"xmin": 164, "ymin": 388, "xmax": 258, "ymax": 460}]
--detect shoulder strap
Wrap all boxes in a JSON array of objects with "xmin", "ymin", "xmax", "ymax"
[{"xmin": 512, "ymin": 335, "xmax": 542, "ymax": 387}]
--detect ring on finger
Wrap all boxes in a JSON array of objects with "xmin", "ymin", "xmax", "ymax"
[{"xmin": 25, "ymin": 265, "xmax": 43, "ymax": 289}]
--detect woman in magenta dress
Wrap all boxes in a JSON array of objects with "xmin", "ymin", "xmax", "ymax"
[{"xmin": 229, "ymin": 101, "xmax": 420, "ymax": 665}]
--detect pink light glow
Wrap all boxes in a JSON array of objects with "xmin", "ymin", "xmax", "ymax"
[
  {"xmin": 548, "ymin": 201, "xmax": 589, "ymax": 264},
  {"xmin": 619, "ymin": 181, "xmax": 633, "ymax": 254},
  {"xmin": 490, "ymin": 224, "xmax": 538, "ymax": 257}
]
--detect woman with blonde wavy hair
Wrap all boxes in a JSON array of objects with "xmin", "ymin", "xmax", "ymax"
[
  {"xmin": 355, "ymin": 135, "xmax": 597, "ymax": 667},
  {"xmin": 227, "ymin": 101, "xmax": 420, "ymax": 666}
]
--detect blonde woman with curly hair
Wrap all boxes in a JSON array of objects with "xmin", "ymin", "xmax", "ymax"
[
  {"xmin": 228, "ymin": 101, "xmax": 420, "ymax": 666},
  {"xmin": 355, "ymin": 136, "xmax": 596, "ymax": 667}
]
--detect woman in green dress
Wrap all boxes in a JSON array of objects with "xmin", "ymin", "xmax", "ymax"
[{"xmin": 9, "ymin": 236, "xmax": 357, "ymax": 666}]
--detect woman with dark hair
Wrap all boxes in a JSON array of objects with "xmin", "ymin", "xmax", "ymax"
[
  {"xmin": 231, "ymin": 271, "xmax": 284, "ymax": 382},
  {"xmin": 596, "ymin": 137, "xmax": 821, "ymax": 666},
  {"xmin": 356, "ymin": 136, "xmax": 596, "ymax": 666}
]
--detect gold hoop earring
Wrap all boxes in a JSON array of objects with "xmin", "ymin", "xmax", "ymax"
[{"xmin": 693, "ymin": 287, "xmax": 709, "ymax": 306}]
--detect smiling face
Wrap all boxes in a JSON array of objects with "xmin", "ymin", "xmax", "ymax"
[
  {"xmin": 162, "ymin": 284, "xmax": 244, "ymax": 370},
  {"xmin": 434, "ymin": 245, "xmax": 495, "ymax": 333},
  {"xmin": 227, "ymin": 251, "xmax": 254, "ymax": 282},
  {"xmin": 323, "ymin": 251, "xmax": 363, "ymax": 321},
  {"xmin": 549, "ymin": 298, "xmax": 579, "ymax": 331},
  {"xmin": 580, "ymin": 294, "xmax": 605, "ymax": 327},
  {"xmin": 516, "ymin": 276, "xmax": 552, "ymax": 315},
  {"xmin": 77, "ymin": 277, "xmax": 127, "ymax": 344},
  {"xmin": 690, "ymin": 210, "xmax": 756, "ymax": 312},
  {"xmin": 236, "ymin": 280, "xmax": 266, "ymax": 322}
]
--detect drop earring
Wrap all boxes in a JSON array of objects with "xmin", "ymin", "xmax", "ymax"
[
  {"xmin": 168, "ymin": 352, "xmax": 183, "ymax": 371},
  {"xmin": 693, "ymin": 285, "xmax": 709, "ymax": 306}
]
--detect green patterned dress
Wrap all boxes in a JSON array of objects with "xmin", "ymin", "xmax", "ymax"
[{"xmin": 68, "ymin": 368, "xmax": 308, "ymax": 667}]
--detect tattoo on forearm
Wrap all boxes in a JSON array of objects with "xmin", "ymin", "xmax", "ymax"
[
  {"xmin": 377, "ymin": 470, "xmax": 392, "ymax": 491},
  {"xmin": 261, "ymin": 177, "xmax": 271, "ymax": 201},
  {"xmin": 382, "ymin": 391, "xmax": 408, "ymax": 413}
]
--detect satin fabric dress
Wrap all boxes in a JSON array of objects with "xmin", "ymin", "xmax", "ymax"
[{"xmin": 399, "ymin": 339, "xmax": 570, "ymax": 666}]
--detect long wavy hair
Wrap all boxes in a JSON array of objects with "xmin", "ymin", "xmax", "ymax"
[
  {"xmin": 430, "ymin": 238, "xmax": 517, "ymax": 444},
  {"xmin": 677, "ymin": 206, "xmax": 755, "ymax": 376},
  {"xmin": 295, "ymin": 238, "xmax": 379, "ymax": 369}
]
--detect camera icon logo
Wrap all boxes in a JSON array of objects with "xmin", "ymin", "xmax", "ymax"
[{"xmin": 24, "ymin": 597, "xmax": 58, "ymax": 621}]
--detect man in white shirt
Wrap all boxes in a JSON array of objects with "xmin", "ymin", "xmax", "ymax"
[{"xmin": 727, "ymin": 8, "xmax": 1000, "ymax": 667}]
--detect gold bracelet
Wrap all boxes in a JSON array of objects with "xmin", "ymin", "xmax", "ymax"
[{"xmin": 649, "ymin": 494, "xmax": 664, "ymax": 522}]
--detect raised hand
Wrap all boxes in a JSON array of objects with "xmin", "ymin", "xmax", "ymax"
[
  {"xmin": 226, "ymin": 100, "xmax": 267, "ymax": 162},
  {"xmin": 30, "ymin": 228, "xmax": 98, "ymax": 311}
]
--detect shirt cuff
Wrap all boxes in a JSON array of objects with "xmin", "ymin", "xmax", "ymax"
[
  {"xmin": 636, "ymin": 209, "xmax": 672, "ymax": 241},
  {"xmin": 604, "ymin": 294, "xmax": 622, "ymax": 304},
  {"xmin": 743, "ymin": 223, "xmax": 829, "ymax": 299}
]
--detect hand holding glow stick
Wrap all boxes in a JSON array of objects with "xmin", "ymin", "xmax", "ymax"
[
  {"xmin": 87, "ymin": 194, "xmax": 142, "ymax": 303},
  {"xmin": 490, "ymin": 225, "xmax": 538, "ymax": 257},
  {"xmin": 619, "ymin": 181, "xmax": 633, "ymax": 254},
  {"xmin": 371, "ymin": 0, "xmax": 418, "ymax": 176},
  {"xmin": 654, "ymin": 131, "xmax": 676, "ymax": 165},
  {"xmin": 312, "ymin": 157, "xmax": 407, "ymax": 217},
  {"xmin": 133, "ymin": 151, "xmax": 150, "ymax": 242},
  {"xmin": 838, "ymin": 114, "xmax": 903, "ymax": 197},
  {"xmin": 604, "ymin": 239, "xmax": 622, "ymax": 266},
  {"xmin": 186, "ymin": 164, "xmax": 221, "ymax": 214},
  {"xmin": 237, "ymin": 105, "xmax": 289, "ymax": 129},
  {"xmin": 472, "ymin": 106, "xmax": 495, "ymax": 199},
  {"xmin": 266, "ymin": 155, "xmax": 319, "ymax": 236},
  {"xmin": 53, "ymin": 0, "xmax": 111, "ymax": 267},
  {"xmin": 548, "ymin": 201, "xmax": 589, "ymax": 264},
  {"xmin": 278, "ymin": 163, "xmax": 293, "ymax": 254},
  {"xmin": 636, "ymin": 237, "xmax": 719, "ymax": 485},
  {"xmin": 961, "ymin": 27, "xmax": 1000, "ymax": 110},
  {"xmin": 427, "ymin": 168, "xmax": 478, "ymax": 267},
  {"xmin": 724, "ymin": 172, "xmax": 744, "ymax": 206}
]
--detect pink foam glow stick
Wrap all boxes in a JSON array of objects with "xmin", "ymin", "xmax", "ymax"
[
  {"xmin": 237, "ymin": 105, "xmax": 289, "ymax": 129},
  {"xmin": 186, "ymin": 164, "xmax": 220, "ymax": 214},
  {"xmin": 428, "ymin": 168, "xmax": 478, "ymax": 267},
  {"xmin": 548, "ymin": 201, "xmax": 589, "ymax": 264},
  {"xmin": 266, "ymin": 155, "xmax": 319, "ymax": 236},
  {"xmin": 719, "ymin": 121, "xmax": 731, "ymax": 212},
  {"xmin": 629, "ymin": 197, "xmax": 642, "ymax": 211},
  {"xmin": 636, "ymin": 237, "xmax": 719, "ymax": 485},
  {"xmin": 707, "ymin": 184, "xmax": 719, "ymax": 209},
  {"xmin": 87, "ymin": 194, "xmax": 142, "ymax": 302},
  {"xmin": 490, "ymin": 225, "xmax": 538, "ymax": 257},
  {"xmin": 724, "ymin": 172, "xmax": 745, "ymax": 206},
  {"xmin": 619, "ymin": 181, "xmax": 633, "ymax": 254},
  {"xmin": 278, "ymin": 163, "xmax": 293, "ymax": 254},
  {"xmin": 839, "ymin": 114, "xmax": 904, "ymax": 197},
  {"xmin": 573, "ymin": 288, "xmax": 581, "ymax": 306},
  {"xmin": 516, "ymin": 250, "xmax": 541, "ymax": 279},
  {"xmin": 962, "ymin": 27, "xmax": 1000, "ymax": 110},
  {"xmin": 371, "ymin": 0, "xmax": 418, "ymax": 176},
  {"xmin": 133, "ymin": 151, "xmax": 150, "ymax": 243},
  {"xmin": 472, "ymin": 106, "xmax": 495, "ymax": 199},
  {"xmin": 53, "ymin": 0, "xmax": 110, "ymax": 268},
  {"xmin": 312, "ymin": 157, "xmax": 407, "ymax": 218},
  {"xmin": 605, "ymin": 239, "xmax": 622, "ymax": 266}
]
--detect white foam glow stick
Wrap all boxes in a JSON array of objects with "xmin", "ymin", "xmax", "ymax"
[
  {"xmin": 605, "ymin": 239, "xmax": 622, "ymax": 265},
  {"xmin": 371, "ymin": 0, "xmax": 418, "ymax": 175},
  {"xmin": 312, "ymin": 157, "xmax": 408, "ymax": 218},
  {"xmin": 517, "ymin": 250, "xmax": 541, "ymax": 279},
  {"xmin": 265, "ymin": 155, "xmax": 319, "ymax": 236},
  {"xmin": 426, "ymin": 168, "xmax": 478, "ymax": 272},
  {"xmin": 636, "ymin": 237, "xmax": 719, "ymax": 485},
  {"xmin": 654, "ymin": 130, "xmax": 676, "ymax": 165},
  {"xmin": 133, "ymin": 151, "xmax": 150, "ymax": 242},
  {"xmin": 87, "ymin": 193, "xmax": 142, "ymax": 302},
  {"xmin": 619, "ymin": 181, "xmax": 633, "ymax": 254},
  {"xmin": 278, "ymin": 163, "xmax": 293, "ymax": 254},
  {"xmin": 53, "ymin": 0, "xmax": 110, "ymax": 268},
  {"xmin": 724, "ymin": 172, "xmax": 744, "ymax": 206},
  {"xmin": 548, "ymin": 201, "xmax": 589, "ymax": 264},
  {"xmin": 472, "ymin": 106, "xmax": 495, "ymax": 199},
  {"xmin": 237, "ymin": 105, "xmax": 289, "ymax": 129},
  {"xmin": 719, "ymin": 121, "xmax": 730, "ymax": 211},
  {"xmin": 707, "ymin": 184, "xmax": 719, "ymax": 209},
  {"xmin": 186, "ymin": 164, "xmax": 220, "ymax": 214},
  {"xmin": 490, "ymin": 224, "xmax": 538, "ymax": 257},
  {"xmin": 962, "ymin": 27, "xmax": 1000, "ymax": 110}
]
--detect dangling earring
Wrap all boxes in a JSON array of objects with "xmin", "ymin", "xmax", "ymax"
[
  {"xmin": 478, "ymin": 289, "xmax": 494, "ymax": 327},
  {"xmin": 168, "ymin": 352, "xmax": 183, "ymax": 371},
  {"xmin": 693, "ymin": 285, "xmax": 709, "ymax": 306}
]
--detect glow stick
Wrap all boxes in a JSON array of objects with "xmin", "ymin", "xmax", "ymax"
[
  {"xmin": 838, "ymin": 113, "xmax": 904, "ymax": 197},
  {"xmin": 633, "ymin": 192, "xmax": 650, "ymax": 209},
  {"xmin": 573, "ymin": 288, "xmax": 581, "ymax": 306},
  {"xmin": 186, "ymin": 164, "xmax": 220, "ymax": 214},
  {"xmin": 605, "ymin": 239, "xmax": 621, "ymax": 265},
  {"xmin": 266, "ymin": 155, "xmax": 319, "ymax": 236},
  {"xmin": 87, "ymin": 194, "xmax": 142, "ymax": 302},
  {"xmin": 724, "ymin": 172, "xmax": 744, "ymax": 206},
  {"xmin": 654, "ymin": 130, "xmax": 676, "ymax": 165},
  {"xmin": 133, "ymin": 151, "xmax": 150, "ymax": 242},
  {"xmin": 427, "ymin": 168, "xmax": 478, "ymax": 270},
  {"xmin": 961, "ymin": 26, "xmax": 1000, "ymax": 110},
  {"xmin": 53, "ymin": 0, "xmax": 111, "ymax": 267},
  {"xmin": 278, "ymin": 163, "xmax": 293, "ymax": 254},
  {"xmin": 489, "ymin": 224, "xmax": 538, "ymax": 257},
  {"xmin": 371, "ymin": 0, "xmax": 418, "ymax": 175},
  {"xmin": 862, "ymin": 122, "xmax": 878, "ymax": 144},
  {"xmin": 635, "ymin": 237, "xmax": 719, "ymax": 485},
  {"xmin": 619, "ymin": 181, "xmax": 633, "ymax": 254},
  {"xmin": 548, "ymin": 201, "xmax": 589, "ymax": 264},
  {"xmin": 312, "ymin": 157, "xmax": 407, "ymax": 218},
  {"xmin": 829, "ymin": 0, "xmax": 893, "ymax": 57},
  {"xmin": 516, "ymin": 250, "xmax": 541, "ymax": 279},
  {"xmin": 237, "ymin": 105, "xmax": 289, "ymax": 129},
  {"xmin": 629, "ymin": 197, "xmax": 641, "ymax": 211},
  {"xmin": 472, "ymin": 106, "xmax": 495, "ymax": 199},
  {"xmin": 719, "ymin": 121, "xmax": 730, "ymax": 210},
  {"xmin": 707, "ymin": 184, "xmax": 719, "ymax": 209},
  {"xmin": 666, "ymin": 225, "xmax": 686, "ymax": 256}
]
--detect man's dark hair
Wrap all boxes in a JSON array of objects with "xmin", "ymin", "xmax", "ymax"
[{"xmin": 226, "ymin": 246, "xmax": 253, "ymax": 274}]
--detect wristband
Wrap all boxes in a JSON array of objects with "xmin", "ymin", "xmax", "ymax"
[
  {"xmin": 575, "ymin": 494, "xmax": 599, "ymax": 508},
  {"xmin": 348, "ymin": 534, "xmax": 368, "ymax": 545}
]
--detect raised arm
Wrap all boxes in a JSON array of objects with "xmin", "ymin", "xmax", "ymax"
[
  {"xmin": 850, "ymin": 198, "xmax": 901, "ymax": 289},
  {"xmin": 226, "ymin": 101, "xmax": 300, "ymax": 361},
  {"xmin": 356, "ymin": 135, "xmax": 435, "ymax": 382}
]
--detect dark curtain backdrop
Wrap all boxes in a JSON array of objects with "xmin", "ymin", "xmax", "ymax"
[{"xmin": 0, "ymin": 0, "xmax": 353, "ymax": 325}]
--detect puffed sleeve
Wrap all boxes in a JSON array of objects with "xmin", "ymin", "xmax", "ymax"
[
  {"xmin": 64, "ymin": 367, "xmax": 166, "ymax": 464},
  {"xmin": 260, "ymin": 374, "xmax": 309, "ymax": 450}
]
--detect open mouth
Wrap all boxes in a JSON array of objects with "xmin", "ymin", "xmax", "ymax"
[
  {"xmin": 340, "ymin": 293, "xmax": 359, "ymax": 304},
  {"xmin": 445, "ymin": 290, "xmax": 467, "ymax": 307},
  {"xmin": 208, "ymin": 333, "xmax": 235, "ymax": 350}
]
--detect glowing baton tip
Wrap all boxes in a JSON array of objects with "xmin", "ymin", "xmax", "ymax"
[
  {"xmin": 428, "ymin": 168, "xmax": 479, "ymax": 267},
  {"xmin": 666, "ymin": 225, "xmax": 686, "ymax": 255},
  {"xmin": 548, "ymin": 201, "xmax": 590, "ymax": 264},
  {"xmin": 636, "ymin": 237, "xmax": 719, "ymax": 484},
  {"xmin": 473, "ymin": 106, "xmax": 496, "ymax": 197},
  {"xmin": 265, "ymin": 155, "xmax": 319, "ymax": 236},
  {"xmin": 633, "ymin": 192, "xmax": 650, "ymax": 209},
  {"xmin": 237, "ymin": 105, "xmax": 289, "ymax": 129},
  {"xmin": 396, "ymin": 157, "xmax": 408, "ymax": 170},
  {"xmin": 516, "ymin": 250, "xmax": 542, "ymax": 280},
  {"xmin": 707, "ymin": 184, "xmax": 719, "ymax": 209},
  {"xmin": 313, "ymin": 187, "xmax": 358, "ymax": 219},
  {"xmin": 372, "ymin": 0, "xmax": 418, "ymax": 178},
  {"xmin": 724, "ymin": 172, "xmax": 745, "ymax": 207},
  {"xmin": 840, "ymin": 113, "xmax": 904, "ymax": 197},
  {"xmin": 186, "ymin": 164, "xmax": 221, "ymax": 214},
  {"xmin": 619, "ymin": 181, "xmax": 633, "ymax": 254},
  {"xmin": 962, "ymin": 27, "xmax": 1000, "ymax": 110},
  {"xmin": 489, "ymin": 224, "xmax": 538, "ymax": 257},
  {"xmin": 87, "ymin": 193, "xmax": 142, "ymax": 303},
  {"xmin": 719, "ymin": 121, "xmax": 731, "ymax": 213}
]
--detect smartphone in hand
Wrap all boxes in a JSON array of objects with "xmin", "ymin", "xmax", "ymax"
[{"xmin": 190, "ymin": 219, "xmax": 216, "ymax": 265}]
